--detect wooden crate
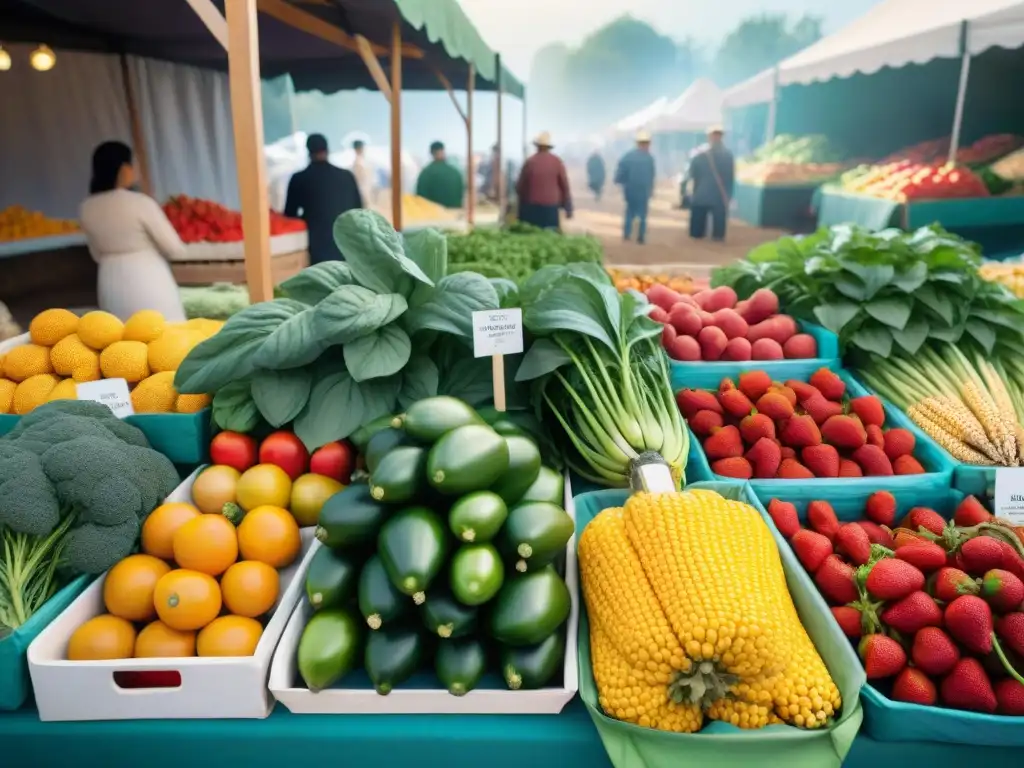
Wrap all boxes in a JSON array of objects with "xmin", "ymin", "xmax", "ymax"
[{"xmin": 171, "ymin": 250, "xmax": 309, "ymax": 286}]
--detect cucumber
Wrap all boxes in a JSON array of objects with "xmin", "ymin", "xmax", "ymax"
[
  {"xmin": 305, "ymin": 545, "xmax": 361, "ymax": 610},
  {"xmin": 297, "ymin": 608, "xmax": 362, "ymax": 692},
  {"xmin": 316, "ymin": 483, "xmax": 387, "ymax": 551},
  {"xmin": 378, "ymin": 507, "xmax": 449, "ymax": 603},
  {"xmin": 351, "ymin": 414, "xmax": 398, "ymax": 453},
  {"xmin": 490, "ymin": 436, "xmax": 542, "ymax": 505},
  {"xmin": 518, "ymin": 466, "xmax": 564, "ymax": 506},
  {"xmin": 448, "ymin": 491, "xmax": 507, "ymax": 543},
  {"xmin": 358, "ymin": 555, "xmax": 410, "ymax": 630},
  {"xmin": 370, "ymin": 445, "xmax": 428, "ymax": 504},
  {"xmin": 489, "ymin": 566, "xmax": 571, "ymax": 646},
  {"xmin": 399, "ymin": 396, "xmax": 483, "ymax": 442},
  {"xmin": 436, "ymin": 636, "xmax": 488, "ymax": 696},
  {"xmin": 490, "ymin": 419, "xmax": 526, "ymax": 437},
  {"xmin": 501, "ymin": 631, "xmax": 564, "ymax": 690},
  {"xmin": 497, "ymin": 501, "xmax": 575, "ymax": 573},
  {"xmin": 450, "ymin": 543, "xmax": 505, "ymax": 606},
  {"xmin": 421, "ymin": 588, "xmax": 479, "ymax": 639},
  {"xmin": 364, "ymin": 624, "xmax": 425, "ymax": 695},
  {"xmin": 365, "ymin": 428, "xmax": 411, "ymax": 475},
  {"xmin": 427, "ymin": 425, "xmax": 510, "ymax": 496}
]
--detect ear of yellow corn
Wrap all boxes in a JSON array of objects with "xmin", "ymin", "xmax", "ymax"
[{"xmin": 906, "ymin": 405, "xmax": 998, "ymax": 465}]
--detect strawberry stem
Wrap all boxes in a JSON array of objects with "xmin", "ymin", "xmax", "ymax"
[{"xmin": 992, "ymin": 635, "xmax": 1024, "ymax": 687}]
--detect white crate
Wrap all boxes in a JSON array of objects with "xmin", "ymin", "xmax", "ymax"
[
  {"xmin": 0, "ymin": 332, "xmax": 29, "ymax": 354},
  {"xmin": 27, "ymin": 467, "xmax": 318, "ymax": 722},
  {"xmin": 268, "ymin": 474, "xmax": 580, "ymax": 715},
  {"xmin": 169, "ymin": 232, "xmax": 308, "ymax": 263}
]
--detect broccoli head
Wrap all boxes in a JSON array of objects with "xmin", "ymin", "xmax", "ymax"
[
  {"xmin": 10, "ymin": 415, "xmax": 125, "ymax": 457},
  {"xmin": 0, "ymin": 442, "xmax": 61, "ymax": 536},
  {"xmin": 122, "ymin": 444, "xmax": 180, "ymax": 513},
  {"xmin": 62, "ymin": 517, "xmax": 140, "ymax": 575},
  {"xmin": 7, "ymin": 400, "xmax": 149, "ymax": 449}
]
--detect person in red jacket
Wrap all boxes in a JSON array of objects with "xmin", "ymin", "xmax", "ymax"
[{"xmin": 515, "ymin": 132, "xmax": 572, "ymax": 230}]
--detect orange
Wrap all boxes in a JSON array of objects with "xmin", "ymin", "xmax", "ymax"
[
  {"xmin": 236, "ymin": 505, "xmax": 302, "ymax": 568},
  {"xmin": 191, "ymin": 464, "xmax": 240, "ymax": 515},
  {"xmin": 220, "ymin": 561, "xmax": 280, "ymax": 618},
  {"xmin": 102, "ymin": 554, "xmax": 172, "ymax": 622},
  {"xmin": 67, "ymin": 614, "xmax": 136, "ymax": 661},
  {"xmin": 235, "ymin": 464, "xmax": 292, "ymax": 511},
  {"xmin": 196, "ymin": 616, "xmax": 263, "ymax": 657},
  {"xmin": 153, "ymin": 569, "xmax": 222, "ymax": 631},
  {"xmin": 141, "ymin": 502, "xmax": 201, "ymax": 560},
  {"xmin": 172, "ymin": 514, "xmax": 238, "ymax": 576},
  {"xmin": 289, "ymin": 473, "xmax": 343, "ymax": 527},
  {"xmin": 134, "ymin": 620, "xmax": 196, "ymax": 658}
]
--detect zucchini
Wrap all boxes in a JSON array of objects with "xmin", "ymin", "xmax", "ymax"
[
  {"xmin": 369, "ymin": 445, "xmax": 428, "ymax": 504},
  {"xmin": 518, "ymin": 466, "xmax": 564, "ymax": 506},
  {"xmin": 490, "ymin": 435, "xmax": 542, "ymax": 505},
  {"xmin": 315, "ymin": 483, "xmax": 387, "ymax": 551},
  {"xmin": 496, "ymin": 501, "xmax": 575, "ymax": 572},
  {"xmin": 364, "ymin": 624, "xmax": 424, "ymax": 695},
  {"xmin": 450, "ymin": 543, "xmax": 505, "ymax": 606},
  {"xmin": 398, "ymin": 396, "xmax": 483, "ymax": 442},
  {"xmin": 436, "ymin": 636, "xmax": 488, "ymax": 696},
  {"xmin": 358, "ymin": 555, "xmax": 410, "ymax": 630},
  {"xmin": 351, "ymin": 414, "xmax": 397, "ymax": 453},
  {"xmin": 489, "ymin": 566, "xmax": 571, "ymax": 646},
  {"xmin": 365, "ymin": 428, "xmax": 411, "ymax": 475},
  {"xmin": 490, "ymin": 419, "xmax": 525, "ymax": 437},
  {"xmin": 305, "ymin": 545, "xmax": 361, "ymax": 610},
  {"xmin": 448, "ymin": 491, "xmax": 508, "ymax": 543},
  {"xmin": 378, "ymin": 507, "xmax": 449, "ymax": 603},
  {"xmin": 427, "ymin": 425, "xmax": 509, "ymax": 496},
  {"xmin": 501, "ymin": 631, "xmax": 564, "ymax": 690},
  {"xmin": 421, "ymin": 588, "xmax": 478, "ymax": 639},
  {"xmin": 297, "ymin": 608, "xmax": 362, "ymax": 692}
]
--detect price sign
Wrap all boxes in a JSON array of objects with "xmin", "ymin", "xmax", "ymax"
[
  {"xmin": 994, "ymin": 467, "xmax": 1024, "ymax": 524},
  {"xmin": 472, "ymin": 309, "xmax": 524, "ymax": 412},
  {"xmin": 75, "ymin": 378, "xmax": 135, "ymax": 419}
]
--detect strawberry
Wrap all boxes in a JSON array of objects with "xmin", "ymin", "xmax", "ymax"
[
  {"xmin": 940, "ymin": 658, "xmax": 997, "ymax": 713},
  {"xmin": 817, "ymin": 555, "xmax": 859, "ymax": 604},
  {"xmin": 954, "ymin": 495, "xmax": 993, "ymax": 528},
  {"xmin": 807, "ymin": 500, "xmax": 841, "ymax": 541},
  {"xmin": 895, "ymin": 541, "xmax": 948, "ymax": 573},
  {"xmin": 858, "ymin": 633, "xmax": 907, "ymax": 679},
  {"xmin": 832, "ymin": 606, "xmax": 864, "ymax": 638},
  {"xmin": 809, "ymin": 368, "xmax": 846, "ymax": 401},
  {"xmin": 756, "ymin": 392, "xmax": 794, "ymax": 421},
  {"xmin": 883, "ymin": 428, "xmax": 916, "ymax": 461},
  {"xmin": 900, "ymin": 507, "xmax": 946, "ymax": 536},
  {"xmin": 850, "ymin": 395, "xmax": 886, "ymax": 427},
  {"xmin": 945, "ymin": 595, "xmax": 995, "ymax": 654},
  {"xmin": 912, "ymin": 627, "xmax": 961, "ymax": 676},
  {"xmin": 866, "ymin": 424, "xmax": 885, "ymax": 449},
  {"xmin": 892, "ymin": 667, "xmax": 938, "ymax": 706},
  {"xmin": 820, "ymin": 414, "xmax": 867, "ymax": 450},
  {"xmin": 791, "ymin": 529, "xmax": 833, "ymax": 573},
  {"xmin": 767, "ymin": 498, "xmax": 801, "ymax": 539},
  {"xmin": 801, "ymin": 394, "xmax": 844, "ymax": 425},
  {"xmin": 852, "ymin": 444, "xmax": 894, "ymax": 476},
  {"xmin": 777, "ymin": 458, "xmax": 814, "ymax": 479},
  {"xmin": 981, "ymin": 569, "xmax": 1024, "ymax": 614},
  {"xmin": 703, "ymin": 425, "xmax": 743, "ymax": 460},
  {"xmin": 894, "ymin": 454, "xmax": 926, "ymax": 475},
  {"xmin": 960, "ymin": 536, "xmax": 1016, "ymax": 578},
  {"xmin": 995, "ymin": 678, "xmax": 1024, "ymax": 715},
  {"xmin": 738, "ymin": 370, "xmax": 773, "ymax": 402},
  {"xmin": 677, "ymin": 389, "xmax": 722, "ymax": 419},
  {"xmin": 767, "ymin": 384, "xmax": 798, "ymax": 407},
  {"xmin": 858, "ymin": 521, "xmax": 895, "ymax": 548},
  {"xmin": 739, "ymin": 413, "xmax": 775, "ymax": 444},
  {"xmin": 786, "ymin": 380, "xmax": 821, "ymax": 401},
  {"xmin": 802, "ymin": 444, "xmax": 840, "ymax": 478},
  {"xmin": 836, "ymin": 522, "xmax": 872, "ymax": 565},
  {"xmin": 865, "ymin": 491, "xmax": 897, "ymax": 527},
  {"xmin": 718, "ymin": 377, "xmax": 736, "ymax": 396},
  {"xmin": 838, "ymin": 458, "xmax": 863, "ymax": 477},
  {"xmin": 865, "ymin": 558, "xmax": 926, "ymax": 601},
  {"xmin": 689, "ymin": 409, "xmax": 724, "ymax": 437},
  {"xmin": 881, "ymin": 591, "xmax": 943, "ymax": 634},
  {"xmin": 929, "ymin": 567, "xmax": 980, "ymax": 603},
  {"xmin": 719, "ymin": 388, "xmax": 755, "ymax": 419},
  {"xmin": 746, "ymin": 437, "xmax": 782, "ymax": 479},
  {"xmin": 712, "ymin": 457, "xmax": 753, "ymax": 479},
  {"xmin": 780, "ymin": 414, "xmax": 822, "ymax": 448},
  {"xmin": 997, "ymin": 613, "xmax": 1024, "ymax": 657},
  {"xmin": 780, "ymin": 446, "xmax": 797, "ymax": 460}
]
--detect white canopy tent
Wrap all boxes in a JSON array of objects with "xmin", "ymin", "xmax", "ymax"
[
  {"xmin": 608, "ymin": 96, "xmax": 671, "ymax": 138},
  {"xmin": 651, "ymin": 78, "xmax": 724, "ymax": 134}
]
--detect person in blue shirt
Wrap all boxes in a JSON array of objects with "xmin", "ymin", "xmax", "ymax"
[
  {"xmin": 686, "ymin": 126, "xmax": 735, "ymax": 242},
  {"xmin": 614, "ymin": 130, "xmax": 656, "ymax": 245},
  {"xmin": 586, "ymin": 151, "xmax": 606, "ymax": 201}
]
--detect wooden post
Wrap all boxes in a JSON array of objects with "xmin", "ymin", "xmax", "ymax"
[
  {"xmin": 466, "ymin": 64, "xmax": 475, "ymax": 227},
  {"xmin": 495, "ymin": 54, "xmax": 504, "ymax": 222},
  {"xmin": 226, "ymin": 0, "xmax": 273, "ymax": 303},
  {"xmin": 390, "ymin": 22, "xmax": 403, "ymax": 231},
  {"xmin": 119, "ymin": 53, "xmax": 152, "ymax": 197}
]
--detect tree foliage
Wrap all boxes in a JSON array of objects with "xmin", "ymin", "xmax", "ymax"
[{"xmin": 712, "ymin": 14, "xmax": 823, "ymax": 87}]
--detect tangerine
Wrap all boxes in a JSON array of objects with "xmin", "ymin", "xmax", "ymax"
[
  {"xmin": 235, "ymin": 464, "xmax": 292, "ymax": 511},
  {"xmin": 141, "ymin": 502, "xmax": 201, "ymax": 560},
  {"xmin": 134, "ymin": 620, "xmax": 197, "ymax": 658},
  {"xmin": 172, "ymin": 514, "xmax": 238, "ymax": 576},
  {"xmin": 196, "ymin": 616, "xmax": 263, "ymax": 657},
  {"xmin": 153, "ymin": 569, "xmax": 222, "ymax": 631},
  {"xmin": 191, "ymin": 465, "xmax": 240, "ymax": 515},
  {"xmin": 67, "ymin": 614, "xmax": 136, "ymax": 660},
  {"xmin": 236, "ymin": 505, "xmax": 301, "ymax": 568},
  {"xmin": 102, "ymin": 554, "xmax": 172, "ymax": 622},
  {"xmin": 220, "ymin": 560, "xmax": 280, "ymax": 618},
  {"xmin": 289, "ymin": 473, "xmax": 343, "ymax": 527}
]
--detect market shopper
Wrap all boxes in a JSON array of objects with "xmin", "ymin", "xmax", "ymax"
[
  {"xmin": 351, "ymin": 139, "xmax": 377, "ymax": 206},
  {"xmin": 687, "ymin": 125, "xmax": 735, "ymax": 242},
  {"xmin": 284, "ymin": 134, "xmax": 363, "ymax": 264},
  {"xmin": 415, "ymin": 141, "xmax": 465, "ymax": 209},
  {"xmin": 79, "ymin": 141, "xmax": 187, "ymax": 322},
  {"xmin": 586, "ymin": 151, "xmax": 606, "ymax": 201},
  {"xmin": 615, "ymin": 131, "xmax": 656, "ymax": 244},
  {"xmin": 515, "ymin": 132, "xmax": 572, "ymax": 230}
]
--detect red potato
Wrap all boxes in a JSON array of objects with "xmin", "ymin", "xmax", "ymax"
[
  {"xmin": 676, "ymin": 294, "xmax": 700, "ymax": 308},
  {"xmin": 646, "ymin": 284, "xmax": 684, "ymax": 312},
  {"xmin": 751, "ymin": 338, "xmax": 784, "ymax": 360},
  {"xmin": 699, "ymin": 310, "xmax": 717, "ymax": 327},
  {"xmin": 669, "ymin": 303, "xmax": 703, "ymax": 337},
  {"xmin": 783, "ymin": 333, "xmax": 818, "ymax": 359},
  {"xmin": 704, "ymin": 286, "xmax": 738, "ymax": 312},
  {"xmin": 748, "ymin": 315, "xmax": 798, "ymax": 345},
  {"xmin": 661, "ymin": 323, "xmax": 677, "ymax": 349},
  {"xmin": 669, "ymin": 334, "xmax": 702, "ymax": 361},
  {"xmin": 722, "ymin": 337, "xmax": 752, "ymax": 361},
  {"xmin": 736, "ymin": 288, "xmax": 780, "ymax": 325},
  {"xmin": 649, "ymin": 305, "xmax": 670, "ymax": 324},
  {"xmin": 692, "ymin": 290, "xmax": 714, "ymax": 310},
  {"xmin": 711, "ymin": 308, "xmax": 748, "ymax": 340},
  {"xmin": 698, "ymin": 326, "xmax": 728, "ymax": 361}
]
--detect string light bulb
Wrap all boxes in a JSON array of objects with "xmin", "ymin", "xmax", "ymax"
[
  {"xmin": 30, "ymin": 45, "xmax": 56, "ymax": 72},
  {"xmin": 0, "ymin": 46, "xmax": 11, "ymax": 72}
]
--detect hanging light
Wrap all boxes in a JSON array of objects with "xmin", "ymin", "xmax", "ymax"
[
  {"xmin": 30, "ymin": 45, "xmax": 56, "ymax": 72},
  {"xmin": 0, "ymin": 46, "xmax": 11, "ymax": 71}
]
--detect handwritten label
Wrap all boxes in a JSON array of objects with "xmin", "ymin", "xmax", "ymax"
[
  {"xmin": 994, "ymin": 467, "xmax": 1024, "ymax": 524},
  {"xmin": 472, "ymin": 309, "xmax": 523, "ymax": 358},
  {"xmin": 75, "ymin": 378, "xmax": 135, "ymax": 419}
]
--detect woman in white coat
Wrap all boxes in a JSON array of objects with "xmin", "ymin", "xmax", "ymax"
[{"xmin": 79, "ymin": 141, "xmax": 187, "ymax": 322}]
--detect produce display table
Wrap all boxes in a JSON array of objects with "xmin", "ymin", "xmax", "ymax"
[
  {"xmin": 733, "ymin": 181, "xmax": 820, "ymax": 232},
  {"xmin": 0, "ymin": 237, "xmax": 96, "ymax": 327}
]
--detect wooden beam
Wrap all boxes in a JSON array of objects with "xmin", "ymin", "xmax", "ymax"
[
  {"xmin": 432, "ymin": 66, "xmax": 467, "ymax": 125},
  {"xmin": 354, "ymin": 34, "xmax": 391, "ymax": 103},
  {"xmin": 226, "ymin": 0, "xmax": 273, "ymax": 303},
  {"xmin": 185, "ymin": 0, "xmax": 229, "ymax": 50},
  {"xmin": 390, "ymin": 21, "xmax": 403, "ymax": 231},
  {"xmin": 466, "ymin": 64, "xmax": 475, "ymax": 227},
  {"xmin": 119, "ymin": 54, "xmax": 152, "ymax": 197}
]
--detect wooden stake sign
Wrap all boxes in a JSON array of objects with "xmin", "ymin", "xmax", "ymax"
[{"xmin": 472, "ymin": 309, "xmax": 524, "ymax": 412}]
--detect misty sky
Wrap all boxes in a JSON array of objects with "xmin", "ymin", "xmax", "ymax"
[{"xmin": 459, "ymin": 0, "xmax": 885, "ymax": 78}]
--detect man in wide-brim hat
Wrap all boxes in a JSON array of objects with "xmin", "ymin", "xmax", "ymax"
[
  {"xmin": 614, "ymin": 129, "xmax": 657, "ymax": 244},
  {"xmin": 686, "ymin": 125, "xmax": 735, "ymax": 241},
  {"xmin": 515, "ymin": 132, "xmax": 572, "ymax": 230}
]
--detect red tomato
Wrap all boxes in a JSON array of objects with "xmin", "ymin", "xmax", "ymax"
[
  {"xmin": 210, "ymin": 431, "xmax": 258, "ymax": 472},
  {"xmin": 259, "ymin": 431, "xmax": 309, "ymax": 480},
  {"xmin": 309, "ymin": 440, "xmax": 355, "ymax": 484}
]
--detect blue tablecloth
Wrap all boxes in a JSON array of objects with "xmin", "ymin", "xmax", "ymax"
[
  {"xmin": 0, "ymin": 234, "xmax": 87, "ymax": 260},
  {"xmin": 733, "ymin": 182, "xmax": 820, "ymax": 231}
]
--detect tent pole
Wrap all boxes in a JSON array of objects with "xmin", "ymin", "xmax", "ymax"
[
  {"xmin": 118, "ymin": 53, "xmax": 152, "ymax": 197},
  {"xmin": 765, "ymin": 66, "xmax": 779, "ymax": 143},
  {"xmin": 390, "ymin": 21, "xmax": 403, "ymax": 231},
  {"xmin": 948, "ymin": 21, "xmax": 972, "ymax": 165},
  {"xmin": 495, "ymin": 53, "xmax": 504, "ymax": 224},
  {"xmin": 225, "ymin": 0, "xmax": 273, "ymax": 303},
  {"xmin": 467, "ymin": 64, "xmax": 476, "ymax": 227}
]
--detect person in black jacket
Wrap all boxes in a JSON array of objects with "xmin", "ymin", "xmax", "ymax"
[{"xmin": 284, "ymin": 134, "xmax": 363, "ymax": 263}]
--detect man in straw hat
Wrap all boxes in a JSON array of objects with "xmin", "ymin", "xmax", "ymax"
[
  {"xmin": 614, "ymin": 129, "xmax": 657, "ymax": 244},
  {"xmin": 686, "ymin": 125, "xmax": 734, "ymax": 242},
  {"xmin": 515, "ymin": 132, "xmax": 572, "ymax": 230}
]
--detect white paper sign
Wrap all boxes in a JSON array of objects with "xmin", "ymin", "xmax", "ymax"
[
  {"xmin": 994, "ymin": 467, "xmax": 1024, "ymax": 524},
  {"xmin": 472, "ymin": 309, "xmax": 524, "ymax": 358},
  {"xmin": 74, "ymin": 378, "xmax": 135, "ymax": 419}
]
